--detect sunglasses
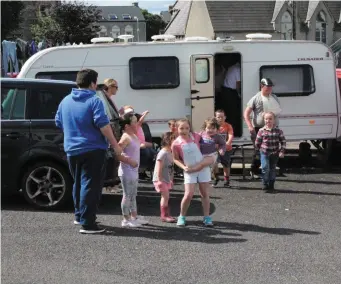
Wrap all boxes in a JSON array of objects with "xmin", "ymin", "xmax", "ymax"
[{"xmin": 110, "ymin": 85, "xmax": 118, "ymax": 89}]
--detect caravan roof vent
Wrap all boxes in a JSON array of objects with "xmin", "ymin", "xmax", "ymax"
[
  {"xmin": 216, "ymin": 36, "xmax": 233, "ymax": 42},
  {"xmin": 184, "ymin": 36, "xmax": 209, "ymax": 42},
  {"xmin": 151, "ymin": 34, "xmax": 176, "ymax": 42},
  {"xmin": 118, "ymin": 34, "xmax": 134, "ymax": 43},
  {"xmin": 246, "ymin": 33, "xmax": 272, "ymax": 41},
  {"xmin": 91, "ymin": 37, "xmax": 114, "ymax": 44}
]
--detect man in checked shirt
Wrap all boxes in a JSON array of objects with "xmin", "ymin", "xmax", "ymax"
[{"xmin": 255, "ymin": 112, "xmax": 286, "ymax": 193}]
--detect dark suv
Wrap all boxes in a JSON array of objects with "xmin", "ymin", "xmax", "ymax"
[{"xmin": 1, "ymin": 78, "xmax": 120, "ymax": 210}]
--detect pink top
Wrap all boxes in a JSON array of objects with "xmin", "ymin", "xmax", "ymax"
[
  {"xmin": 171, "ymin": 132, "xmax": 201, "ymax": 163},
  {"xmin": 136, "ymin": 126, "xmax": 146, "ymax": 144}
]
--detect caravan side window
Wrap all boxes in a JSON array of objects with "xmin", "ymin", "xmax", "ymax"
[
  {"xmin": 195, "ymin": 58, "xmax": 209, "ymax": 83},
  {"xmin": 129, "ymin": 57, "xmax": 180, "ymax": 90},
  {"xmin": 260, "ymin": 65, "xmax": 315, "ymax": 97},
  {"xmin": 35, "ymin": 71, "xmax": 78, "ymax": 82}
]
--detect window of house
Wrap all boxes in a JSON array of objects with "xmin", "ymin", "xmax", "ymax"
[
  {"xmin": 195, "ymin": 58, "xmax": 209, "ymax": 83},
  {"xmin": 35, "ymin": 71, "xmax": 78, "ymax": 82},
  {"xmin": 108, "ymin": 14, "xmax": 118, "ymax": 20},
  {"xmin": 129, "ymin": 57, "xmax": 180, "ymax": 89},
  {"xmin": 316, "ymin": 11, "xmax": 327, "ymax": 44},
  {"xmin": 260, "ymin": 65, "xmax": 315, "ymax": 97},
  {"xmin": 122, "ymin": 14, "xmax": 132, "ymax": 20},
  {"xmin": 1, "ymin": 88, "xmax": 26, "ymax": 120},
  {"xmin": 124, "ymin": 25, "xmax": 133, "ymax": 35},
  {"xmin": 111, "ymin": 25, "xmax": 120, "ymax": 38},
  {"xmin": 29, "ymin": 86, "xmax": 73, "ymax": 119},
  {"xmin": 97, "ymin": 25, "xmax": 107, "ymax": 37},
  {"xmin": 280, "ymin": 11, "xmax": 292, "ymax": 40}
]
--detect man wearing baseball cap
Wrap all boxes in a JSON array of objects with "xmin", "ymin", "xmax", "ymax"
[{"xmin": 243, "ymin": 78, "xmax": 283, "ymax": 179}]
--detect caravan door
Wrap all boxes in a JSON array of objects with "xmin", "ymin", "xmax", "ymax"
[{"xmin": 190, "ymin": 55, "xmax": 214, "ymax": 131}]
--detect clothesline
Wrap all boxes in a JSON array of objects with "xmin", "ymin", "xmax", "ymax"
[{"xmin": 1, "ymin": 38, "xmax": 85, "ymax": 77}]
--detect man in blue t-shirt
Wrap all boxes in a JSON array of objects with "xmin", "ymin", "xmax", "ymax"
[{"xmin": 55, "ymin": 69, "xmax": 121, "ymax": 234}]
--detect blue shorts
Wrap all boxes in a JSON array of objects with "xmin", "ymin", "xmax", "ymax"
[{"xmin": 217, "ymin": 150, "xmax": 232, "ymax": 167}]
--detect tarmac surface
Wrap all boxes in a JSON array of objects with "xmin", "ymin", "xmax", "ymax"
[{"xmin": 2, "ymin": 163, "xmax": 341, "ymax": 284}]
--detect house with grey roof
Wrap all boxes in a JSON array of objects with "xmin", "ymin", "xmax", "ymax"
[
  {"xmin": 97, "ymin": 3, "xmax": 146, "ymax": 42},
  {"xmin": 164, "ymin": 1, "xmax": 341, "ymax": 49}
]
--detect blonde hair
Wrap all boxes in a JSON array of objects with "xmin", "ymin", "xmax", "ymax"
[
  {"xmin": 123, "ymin": 105, "xmax": 134, "ymax": 115},
  {"xmin": 176, "ymin": 118, "xmax": 192, "ymax": 132},
  {"xmin": 103, "ymin": 78, "xmax": 117, "ymax": 87},
  {"xmin": 263, "ymin": 111, "xmax": 275, "ymax": 119}
]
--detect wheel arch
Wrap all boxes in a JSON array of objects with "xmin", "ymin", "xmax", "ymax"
[{"xmin": 18, "ymin": 154, "xmax": 71, "ymax": 189}]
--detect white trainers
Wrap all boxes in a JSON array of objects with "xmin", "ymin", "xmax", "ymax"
[
  {"xmin": 121, "ymin": 219, "xmax": 141, "ymax": 228},
  {"xmin": 132, "ymin": 215, "xmax": 149, "ymax": 225}
]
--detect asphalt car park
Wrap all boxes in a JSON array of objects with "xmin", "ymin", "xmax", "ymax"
[{"xmin": 2, "ymin": 163, "xmax": 341, "ymax": 284}]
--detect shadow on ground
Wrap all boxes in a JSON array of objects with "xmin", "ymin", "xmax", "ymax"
[
  {"xmin": 1, "ymin": 185, "xmax": 217, "ymax": 218},
  {"xmin": 98, "ymin": 220, "xmax": 320, "ymax": 244}
]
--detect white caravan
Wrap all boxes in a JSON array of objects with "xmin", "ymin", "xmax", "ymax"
[{"xmin": 18, "ymin": 34, "xmax": 341, "ymax": 154}]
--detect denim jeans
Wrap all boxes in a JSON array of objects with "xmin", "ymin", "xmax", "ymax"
[
  {"xmin": 140, "ymin": 147, "xmax": 157, "ymax": 169},
  {"xmin": 260, "ymin": 152, "xmax": 279, "ymax": 186},
  {"xmin": 67, "ymin": 149, "xmax": 107, "ymax": 226}
]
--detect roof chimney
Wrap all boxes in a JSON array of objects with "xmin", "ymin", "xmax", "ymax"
[{"xmin": 132, "ymin": 2, "xmax": 139, "ymax": 7}]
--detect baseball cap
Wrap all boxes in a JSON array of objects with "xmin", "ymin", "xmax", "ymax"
[{"xmin": 260, "ymin": 78, "xmax": 274, "ymax": 87}]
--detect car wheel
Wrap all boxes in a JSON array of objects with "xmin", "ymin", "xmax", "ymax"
[{"xmin": 22, "ymin": 161, "xmax": 72, "ymax": 210}]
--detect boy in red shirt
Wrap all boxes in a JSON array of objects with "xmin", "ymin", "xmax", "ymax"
[{"xmin": 213, "ymin": 109, "xmax": 234, "ymax": 187}]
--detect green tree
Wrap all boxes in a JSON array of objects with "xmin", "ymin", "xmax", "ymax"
[
  {"xmin": 142, "ymin": 9, "xmax": 167, "ymax": 41},
  {"xmin": 31, "ymin": 16, "xmax": 63, "ymax": 43},
  {"xmin": 1, "ymin": 1, "xmax": 24, "ymax": 41},
  {"xmin": 51, "ymin": 1, "xmax": 101, "ymax": 43},
  {"xmin": 31, "ymin": 1, "xmax": 101, "ymax": 43}
]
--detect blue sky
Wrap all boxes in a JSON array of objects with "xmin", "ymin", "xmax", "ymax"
[{"xmin": 82, "ymin": 0, "xmax": 175, "ymax": 14}]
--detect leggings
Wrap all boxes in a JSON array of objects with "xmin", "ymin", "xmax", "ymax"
[{"xmin": 120, "ymin": 176, "xmax": 138, "ymax": 216}]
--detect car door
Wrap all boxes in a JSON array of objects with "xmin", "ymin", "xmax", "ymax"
[
  {"xmin": 1, "ymin": 84, "xmax": 30, "ymax": 191},
  {"xmin": 27, "ymin": 83, "xmax": 74, "ymax": 162}
]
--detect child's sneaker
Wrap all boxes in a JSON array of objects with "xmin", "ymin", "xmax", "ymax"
[
  {"xmin": 212, "ymin": 179, "xmax": 219, "ymax": 187},
  {"xmin": 121, "ymin": 219, "xmax": 141, "ymax": 228},
  {"xmin": 223, "ymin": 180, "xmax": 230, "ymax": 187},
  {"xmin": 176, "ymin": 216, "xmax": 186, "ymax": 227},
  {"xmin": 203, "ymin": 216, "xmax": 214, "ymax": 227},
  {"xmin": 132, "ymin": 215, "xmax": 149, "ymax": 225}
]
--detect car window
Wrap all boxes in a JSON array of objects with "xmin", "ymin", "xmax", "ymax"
[
  {"xmin": 29, "ymin": 85, "xmax": 73, "ymax": 119},
  {"xmin": 1, "ymin": 87, "xmax": 26, "ymax": 120}
]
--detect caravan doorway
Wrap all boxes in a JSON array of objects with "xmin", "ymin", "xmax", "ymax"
[{"xmin": 214, "ymin": 53, "xmax": 242, "ymax": 137}]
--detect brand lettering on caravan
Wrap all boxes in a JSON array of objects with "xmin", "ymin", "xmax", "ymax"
[{"xmin": 297, "ymin": 57, "xmax": 324, "ymax": 61}]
